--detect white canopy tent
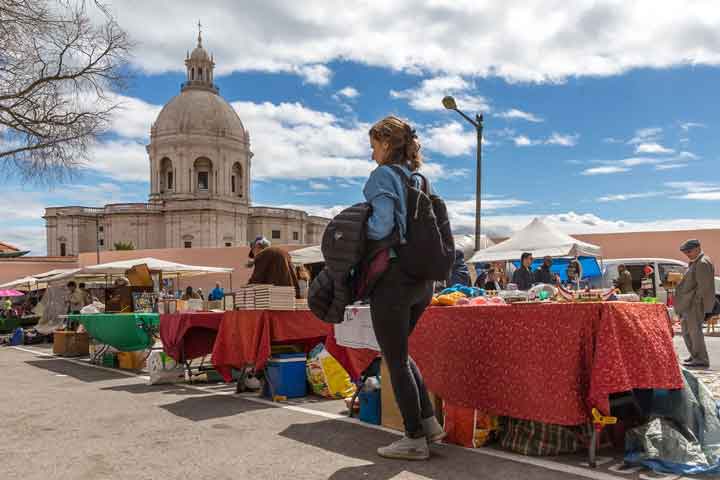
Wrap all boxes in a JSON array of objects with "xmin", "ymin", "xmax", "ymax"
[
  {"xmin": 42, "ymin": 257, "xmax": 233, "ymax": 283},
  {"xmin": 468, "ymin": 218, "xmax": 602, "ymax": 264},
  {"xmin": 289, "ymin": 235, "xmax": 495, "ymax": 265},
  {"xmin": 0, "ymin": 268, "xmax": 81, "ymax": 291}
]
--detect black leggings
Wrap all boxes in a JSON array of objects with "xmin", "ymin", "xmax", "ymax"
[{"xmin": 370, "ymin": 261, "xmax": 434, "ymax": 438}]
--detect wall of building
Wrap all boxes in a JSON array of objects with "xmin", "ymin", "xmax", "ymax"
[
  {"xmin": 574, "ymin": 229, "xmax": 720, "ymax": 264},
  {"xmin": 0, "ymin": 257, "xmax": 79, "ymax": 285}
]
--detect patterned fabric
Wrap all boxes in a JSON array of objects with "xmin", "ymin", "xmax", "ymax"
[
  {"xmin": 410, "ymin": 302, "xmax": 683, "ymax": 425},
  {"xmin": 499, "ymin": 417, "xmax": 591, "ymax": 456}
]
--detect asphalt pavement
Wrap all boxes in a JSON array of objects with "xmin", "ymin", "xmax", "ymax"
[{"xmin": 2, "ymin": 338, "xmax": 719, "ymax": 480}]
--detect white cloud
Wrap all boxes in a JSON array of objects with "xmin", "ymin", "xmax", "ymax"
[
  {"xmin": 677, "ymin": 151, "xmax": 699, "ymax": 160},
  {"xmin": 581, "ymin": 166, "xmax": 630, "ymax": 176},
  {"xmin": 513, "ymin": 132, "xmax": 577, "ymax": 147},
  {"xmin": 111, "ymin": 94, "xmax": 163, "ymax": 139},
  {"xmin": 390, "ymin": 76, "xmax": 488, "ymax": 112},
  {"xmin": 336, "ymin": 87, "xmax": 359, "ymax": 99},
  {"xmin": 101, "ymin": 1, "xmax": 720, "ymax": 83},
  {"xmin": 423, "ymin": 121, "xmax": 476, "ymax": 156},
  {"xmin": 635, "ymin": 142, "xmax": 674, "ymax": 154},
  {"xmin": 513, "ymin": 135, "xmax": 536, "ymax": 147},
  {"xmin": 85, "ymin": 140, "xmax": 151, "ymax": 182},
  {"xmin": 497, "ymin": 109, "xmax": 543, "ymax": 122},
  {"xmin": 628, "ymin": 127, "xmax": 663, "ymax": 145},
  {"xmin": 292, "ymin": 64, "xmax": 333, "ymax": 86},
  {"xmin": 667, "ymin": 181, "xmax": 720, "ymax": 201},
  {"xmin": 545, "ymin": 132, "xmax": 579, "ymax": 147},
  {"xmin": 597, "ymin": 192, "xmax": 662, "ymax": 202},
  {"xmin": 308, "ymin": 181, "xmax": 330, "ymax": 190},
  {"xmin": 680, "ymin": 122, "xmax": 706, "ymax": 131},
  {"xmin": 654, "ymin": 163, "xmax": 688, "ymax": 170},
  {"xmin": 0, "ymin": 225, "xmax": 47, "ymax": 255}
]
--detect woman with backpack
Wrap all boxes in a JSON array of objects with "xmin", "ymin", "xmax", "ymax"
[{"xmin": 364, "ymin": 115, "xmax": 445, "ymax": 460}]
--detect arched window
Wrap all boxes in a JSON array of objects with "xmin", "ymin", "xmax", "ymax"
[
  {"xmin": 160, "ymin": 157, "xmax": 173, "ymax": 192},
  {"xmin": 199, "ymin": 67, "xmax": 203, "ymax": 79},
  {"xmin": 231, "ymin": 162, "xmax": 243, "ymax": 197},
  {"xmin": 193, "ymin": 157, "xmax": 213, "ymax": 193},
  {"xmin": 191, "ymin": 68, "xmax": 195, "ymax": 80}
]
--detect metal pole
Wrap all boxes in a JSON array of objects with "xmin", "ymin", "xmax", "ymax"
[{"xmin": 475, "ymin": 114, "xmax": 483, "ymax": 252}]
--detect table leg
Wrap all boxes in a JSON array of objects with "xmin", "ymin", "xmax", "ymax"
[{"xmin": 588, "ymin": 427, "xmax": 597, "ymax": 468}]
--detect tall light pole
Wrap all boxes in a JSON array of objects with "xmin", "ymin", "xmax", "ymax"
[{"xmin": 442, "ymin": 96, "xmax": 484, "ymax": 252}]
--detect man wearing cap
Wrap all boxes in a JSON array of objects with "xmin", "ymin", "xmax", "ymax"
[{"xmin": 675, "ymin": 239, "xmax": 715, "ymax": 368}]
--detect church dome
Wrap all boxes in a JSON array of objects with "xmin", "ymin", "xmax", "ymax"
[
  {"xmin": 190, "ymin": 44, "xmax": 210, "ymax": 62},
  {"xmin": 153, "ymin": 89, "xmax": 246, "ymax": 140}
]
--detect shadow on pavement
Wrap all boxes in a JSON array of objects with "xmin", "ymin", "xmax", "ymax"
[
  {"xmin": 160, "ymin": 395, "xmax": 272, "ymax": 421},
  {"xmin": 279, "ymin": 420, "xmax": 575, "ymax": 480},
  {"xmin": 25, "ymin": 359, "xmax": 129, "ymax": 383},
  {"xmin": 101, "ymin": 383, "xmax": 207, "ymax": 396}
]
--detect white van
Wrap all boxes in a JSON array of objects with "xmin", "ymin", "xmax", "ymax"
[{"xmin": 597, "ymin": 258, "xmax": 720, "ymax": 305}]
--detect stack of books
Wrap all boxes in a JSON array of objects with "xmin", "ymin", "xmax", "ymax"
[
  {"xmin": 295, "ymin": 298, "xmax": 309, "ymax": 310},
  {"xmin": 269, "ymin": 286, "xmax": 296, "ymax": 310},
  {"xmin": 252, "ymin": 285, "xmax": 273, "ymax": 309},
  {"xmin": 235, "ymin": 287, "xmax": 255, "ymax": 310}
]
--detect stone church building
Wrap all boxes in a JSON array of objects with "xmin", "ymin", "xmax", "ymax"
[{"xmin": 44, "ymin": 32, "xmax": 328, "ymax": 257}]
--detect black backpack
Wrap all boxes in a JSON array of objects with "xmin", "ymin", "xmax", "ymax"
[
  {"xmin": 321, "ymin": 203, "xmax": 372, "ymax": 277},
  {"xmin": 389, "ymin": 165, "xmax": 455, "ymax": 281}
]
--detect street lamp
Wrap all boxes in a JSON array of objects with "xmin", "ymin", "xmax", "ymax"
[{"xmin": 442, "ymin": 95, "xmax": 484, "ymax": 252}]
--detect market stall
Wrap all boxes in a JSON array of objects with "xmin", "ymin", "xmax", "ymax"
[
  {"xmin": 160, "ymin": 311, "xmax": 224, "ymax": 364},
  {"xmin": 210, "ymin": 310, "xmax": 376, "ymax": 383},
  {"xmin": 468, "ymin": 217, "xmax": 601, "ymax": 265}
]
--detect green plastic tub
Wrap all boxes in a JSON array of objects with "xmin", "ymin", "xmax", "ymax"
[{"xmin": 69, "ymin": 313, "xmax": 160, "ymax": 352}]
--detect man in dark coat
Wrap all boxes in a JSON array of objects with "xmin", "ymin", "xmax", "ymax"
[
  {"xmin": 512, "ymin": 252, "xmax": 534, "ymax": 290},
  {"xmin": 534, "ymin": 256, "xmax": 557, "ymax": 285}
]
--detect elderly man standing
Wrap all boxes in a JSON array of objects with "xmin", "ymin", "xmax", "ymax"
[{"xmin": 675, "ymin": 239, "xmax": 716, "ymax": 368}]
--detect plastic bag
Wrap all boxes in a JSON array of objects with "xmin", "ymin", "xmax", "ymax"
[
  {"xmin": 80, "ymin": 301, "xmax": 105, "ymax": 314},
  {"xmin": 147, "ymin": 351, "xmax": 185, "ymax": 385},
  {"xmin": 443, "ymin": 402, "xmax": 498, "ymax": 448},
  {"xmin": 306, "ymin": 343, "xmax": 356, "ymax": 399}
]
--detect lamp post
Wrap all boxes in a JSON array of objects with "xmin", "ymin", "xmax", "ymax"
[{"xmin": 442, "ymin": 95, "xmax": 484, "ymax": 252}]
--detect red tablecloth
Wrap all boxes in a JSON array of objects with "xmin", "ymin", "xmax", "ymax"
[
  {"xmin": 212, "ymin": 310, "xmax": 375, "ymax": 382},
  {"xmin": 160, "ymin": 312, "xmax": 224, "ymax": 362},
  {"xmin": 410, "ymin": 302, "xmax": 682, "ymax": 425}
]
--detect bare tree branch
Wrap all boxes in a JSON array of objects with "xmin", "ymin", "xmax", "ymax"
[{"xmin": 0, "ymin": 0, "xmax": 132, "ymax": 182}]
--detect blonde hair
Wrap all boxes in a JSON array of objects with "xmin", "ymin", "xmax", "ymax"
[{"xmin": 369, "ymin": 115, "xmax": 422, "ymax": 171}]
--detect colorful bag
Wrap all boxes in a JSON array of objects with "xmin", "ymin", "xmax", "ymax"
[
  {"xmin": 499, "ymin": 417, "xmax": 591, "ymax": 456},
  {"xmin": 306, "ymin": 343, "xmax": 356, "ymax": 399},
  {"xmin": 443, "ymin": 402, "xmax": 499, "ymax": 448}
]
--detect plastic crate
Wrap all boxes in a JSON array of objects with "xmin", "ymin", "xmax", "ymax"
[{"xmin": 265, "ymin": 353, "xmax": 307, "ymax": 398}]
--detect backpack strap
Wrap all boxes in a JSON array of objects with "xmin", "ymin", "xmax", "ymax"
[{"xmin": 387, "ymin": 164, "xmax": 429, "ymax": 194}]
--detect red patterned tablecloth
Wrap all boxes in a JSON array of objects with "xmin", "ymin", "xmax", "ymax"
[
  {"xmin": 160, "ymin": 312, "xmax": 224, "ymax": 363},
  {"xmin": 410, "ymin": 302, "xmax": 682, "ymax": 425}
]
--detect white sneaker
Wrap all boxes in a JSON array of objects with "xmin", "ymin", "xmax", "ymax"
[
  {"xmin": 422, "ymin": 416, "xmax": 447, "ymax": 443},
  {"xmin": 377, "ymin": 436, "xmax": 429, "ymax": 460}
]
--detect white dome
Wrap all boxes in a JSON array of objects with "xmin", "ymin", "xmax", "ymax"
[{"xmin": 153, "ymin": 89, "xmax": 246, "ymax": 140}]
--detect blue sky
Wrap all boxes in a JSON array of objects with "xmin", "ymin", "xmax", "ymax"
[{"xmin": 4, "ymin": 1, "xmax": 720, "ymax": 255}]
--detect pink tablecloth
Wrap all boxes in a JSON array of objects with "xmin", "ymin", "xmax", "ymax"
[{"xmin": 410, "ymin": 302, "xmax": 682, "ymax": 425}]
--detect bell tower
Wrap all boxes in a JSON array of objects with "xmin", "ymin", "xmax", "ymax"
[{"xmin": 183, "ymin": 21, "xmax": 218, "ymax": 94}]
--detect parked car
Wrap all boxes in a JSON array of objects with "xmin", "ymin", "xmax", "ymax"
[{"xmin": 595, "ymin": 258, "xmax": 720, "ymax": 305}]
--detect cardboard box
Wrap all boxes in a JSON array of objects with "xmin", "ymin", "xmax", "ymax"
[
  {"xmin": 117, "ymin": 351, "xmax": 146, "ymax": 370},
  {"xmin": 53, "ymin": 331, "xmax": 89, "ymax": 357},
  {"xmin": 380, "ymin": 358, "xmax": 442, "ymax": 432}
]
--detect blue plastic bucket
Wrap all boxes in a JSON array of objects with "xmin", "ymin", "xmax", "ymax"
[
  {"xmin": 359, "ymin": 389, "xmax": 382, "ymax": 425},
  {"xmin": 265, "ymin": 353, "xmax": 307, "ymax": 398}
]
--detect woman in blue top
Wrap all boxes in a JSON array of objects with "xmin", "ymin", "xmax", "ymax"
[{"xmin": 364, "ymin": 116, "xmax": 444, "ymax": 460}]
